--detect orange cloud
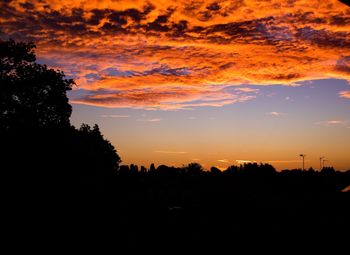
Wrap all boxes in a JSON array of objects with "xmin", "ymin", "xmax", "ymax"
[
  {"xmin": 1, "ymin": 0, "xmax": 350, "ymax": 109},
  {"xmin": 339, "ymin": 90, "xmax": 350, "ymax": 98},
  {"xmin": 71, "ymin": 85, "xmax": 256, "ymax": 110}
]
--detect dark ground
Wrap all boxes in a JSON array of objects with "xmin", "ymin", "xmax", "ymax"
[{"xmin": 4, "ymin": 169, "xmax": 349, "ymax": 252}]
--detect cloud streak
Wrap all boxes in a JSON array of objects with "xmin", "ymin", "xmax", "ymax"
[
  {"xmin": 1, "ymin": 0, "xmax": 350, "ymax": 109},
  {"xmin": 217, "ymin": 159, "xmax": 229, "ymax": 163},
  {"xmin": 316, "ymin": 120, "xmax": 348, "ymax": 126},
  {"xmin": 236, "ymin": 160, "xmax": 257, "ymax": 164},
  {"xmin": 339, "ymin": 91, "xmax": 350, "ymax": 99},
  {"xmin": 137, "ymin": 118, "xmax": 161, "ymax": 122},
  {"xmin": 100, "ymin": 114, "xmax": 129, "ymax": 118},
  {"xmin": 267, "ymin": 111, "xmax": 286, "ymax": 116},
  {"xmin": 155, "ymin": 150, "xmax": 187, "ymax": 154}
]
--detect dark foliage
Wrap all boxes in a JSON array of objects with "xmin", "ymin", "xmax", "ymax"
[
  {"xmin": 340, "ymin": 0, "xmax": 350, "ymax": 8},
  {"xmin": 0, "ymin": 39, "xmax": 121, "ymax": 193},
  {"xmin": 66, "ymin": 163, "xmax": 349, "ymax": 252},
  {"xmin": 72, "ymin": 124, "xmax": 121, "ymax": 177},
  {"xmin": 0, "ymin": 39, "xmax": 73, "ymax": 131}
]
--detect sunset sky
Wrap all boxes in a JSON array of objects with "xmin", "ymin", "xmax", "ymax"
[{"xmin": 1, "ymin": 0, "xmax": 350, "ymax": 170}]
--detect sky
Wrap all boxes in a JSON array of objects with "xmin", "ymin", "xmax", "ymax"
[{"xmin": 1, "ymin": 0, "xmax": 350, "ymax": 170}]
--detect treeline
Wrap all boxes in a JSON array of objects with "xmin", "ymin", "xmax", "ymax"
[
  {"xmin": 118, "ymin": 161, "xmax": 347, "ymax": 176},
  {"xmin": 81, "ymin": 161, "xmax": 349, "ymax": 251},
  {"xmin": 103, "ymin": 162, "xmax": 350, "ymax": 196},
  {"xmin": 113, "ymin": 162, "xmax": 349, "ymax": 191}
]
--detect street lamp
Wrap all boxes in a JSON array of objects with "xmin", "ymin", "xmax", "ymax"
[
  {"xmin": 300, "ymin": 154, "xmax": 306, "ymax": 170},
  {"xmin": 320, "ymin": 156, "xmax": 325, "ymax": 170}
]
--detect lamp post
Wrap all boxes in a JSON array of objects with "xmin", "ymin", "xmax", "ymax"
[
  {"xmin": 320, "ymin": 156, "xmax": 325, "ymax": 170},
  {"xmin": 300, "ymin": 154, "xmax": 306, "ymax": 170}
]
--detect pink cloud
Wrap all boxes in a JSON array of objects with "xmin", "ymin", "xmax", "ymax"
[{"xmin": 339, "ymin": 91, "xmax": 350, "ymax": 99}]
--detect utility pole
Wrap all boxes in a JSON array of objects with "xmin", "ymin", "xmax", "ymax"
[
  {"xmin": 300, "ymin": 154, "xmax": 306, "ymax": 170},
  {"xmin": 320, "ymin": 156, "xmax": 325, "ymax": 170}
]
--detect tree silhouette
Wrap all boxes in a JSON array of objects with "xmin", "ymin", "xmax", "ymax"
[
  {"xmin": 225, "ymin": 165, "xmax": 239, "ymax": 175},
  {"xmin": 140, "ymin": 166, "xmax": 147, "ymax": 173},
  {"xmin": 156, "ymin": 164, "xmax": 181, "ymax": 175},
  {"xmin": 185, "ymin": 162, "xmax": 203, "ymax": 175},
  {"xmin": 210, "ymin": 166, "xmax": 222, "ymax": 174},
  {"xmin": 0, "ymin": 39, "xmax": 121, "ymax": 190},
  {"xmin": 150, "ymin": 163, "xmax": 156, "ymax": 173},
  {"xmin": 238, "ymin": 163, "xmax": 276, "ymax": 177},
  {"xmin": 73, "ymin": 124, "xmax": 121, "ymax": 177},
  {"xmin": 119, "ymin": 165, "xmax": 130, "ymax": 174},
  {"xmin": 130, "ymin": 164, "xmax": 139, "ymax": 173},
  {"xmin": 0, "ymin": 39, "xmax": 73, "ymax": 131}
]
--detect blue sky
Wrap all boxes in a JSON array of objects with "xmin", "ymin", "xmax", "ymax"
[{"xmin": 70, "ymin": 78, "xmax": 350, "ymax": 170}]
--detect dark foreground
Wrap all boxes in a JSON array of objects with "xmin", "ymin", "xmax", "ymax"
[{"xmin": 4, "ymin": 169, "xmax": 350, "ymax": 252}]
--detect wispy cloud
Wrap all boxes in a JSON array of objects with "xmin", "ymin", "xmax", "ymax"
[
  {"xmin": 137, "ymin": 118, "xmax": 161, "ymax": 122},
  {"xmin": 234, "ymin": 88, "xmax": 259, "ymax": 93},
  {"xmin": 236, "ymin": 160, "xmax": 257, "ymax": 164},
  {"xmin": 339, "ymin": 91, "xmax": 350, "ymax": 99},
  {"xmin": 155, "ymin": 150, "xmax": 187, "ymax": 154},
  {"xmin": 217, "ymin": 159, "xmax": 230, "ymax": 163},
  {"xmin": 100, "ymin": 114, "xmax": 129, "ymax": 118},
  {"xmin": 316, "ymin": 120, "xmax": 348, "ymax": 126},
  {"xmin": 267, "ymin": 111, "xmax": 286, "ymax": 116}
]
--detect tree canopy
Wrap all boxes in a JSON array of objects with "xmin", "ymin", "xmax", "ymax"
[
  {"xmin": 0, "ymin": 39, "xmax": 74, "ymax": 131},
  {"xmin": 0, "ymin": 39, "xmax": 121, "ymax": 184}
]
